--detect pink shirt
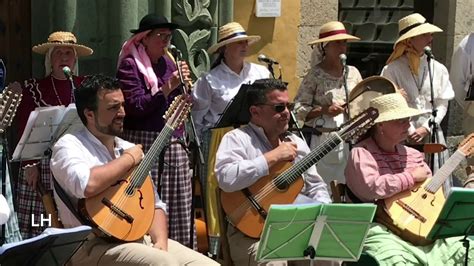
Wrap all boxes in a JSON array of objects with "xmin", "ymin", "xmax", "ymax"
[{"xmin": 345, "ymin": 137, "xmax": 431, "ymax": 202}]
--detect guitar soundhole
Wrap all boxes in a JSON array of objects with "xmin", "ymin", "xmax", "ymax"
[{"xmin": 275, "ymin": 181, "xmax": 288, "ymax": 191}]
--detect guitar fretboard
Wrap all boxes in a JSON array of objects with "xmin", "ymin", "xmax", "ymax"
[
  {"xmin": 273, "ymin": 132, "xmax": 343, "ymax": 187},
  {"xmin": 425, "ymin": 149, "xmax": 466, "ymax": 193}
]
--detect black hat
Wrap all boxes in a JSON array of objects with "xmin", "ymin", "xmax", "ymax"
[{"xmin": 130, "ymin": 14, "xmax": 178, "ymax": 34}]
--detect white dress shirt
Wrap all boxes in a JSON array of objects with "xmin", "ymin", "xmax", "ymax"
[
  {"xmin": 215, "ymin": 123, "xmax": 331, "ymax": 204},
  {"xmin": 50, "ymin": 128, "xmax": 166, "ymax": 227},
  {"xmin": 191, "ymin": 62, "xmax": 270, "ymax": 136}
]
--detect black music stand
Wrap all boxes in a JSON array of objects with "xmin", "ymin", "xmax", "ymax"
[
  {"xmin": 427, "ymin": 187, "xmax": 474, "ymax": 266},
  {"xmin": 215, "ymin": 83, "xmax": 253, "ymax": 129},
  {"xmin": 0, "ymin": 225, "xmax": 91, "ymax": 265},
  {"xmin": 214, "ymin": 82, "xmax": 306, "ymax": 141}
]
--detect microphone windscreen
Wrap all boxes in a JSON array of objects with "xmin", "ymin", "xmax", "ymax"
[
  {"xmin": 339, "ymin": 54, "xmax": 347, "ymax": 61},
  {"xmin": 63, "ymin": 66, "xmax": 72, "ymax": 77}
]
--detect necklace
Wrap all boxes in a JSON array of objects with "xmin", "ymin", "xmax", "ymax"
[
  {"xmin": 411, "ymin": 66, "xmax": 427, "ymax": 94},
  {"xmin": 50, "ymin": 75, "xmax": 74, "ymax": 105}
]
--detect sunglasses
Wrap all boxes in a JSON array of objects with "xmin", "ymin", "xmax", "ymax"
[
  {"xmin": 257, "ymin": 102, "xmax": 294, "ymax": 113},
  {"xmin": 154, "ymin": 33, "xmax": 172, "ymax": 42}
]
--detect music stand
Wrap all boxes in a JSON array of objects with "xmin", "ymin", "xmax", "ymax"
[
  {"xmin": 0, "ymin": 225, "xmax": 91, "ymax": 265},
  {"xmin": 12, "ymin": 103, "xmax": 83, "ymax": 161},
  {"xmin": 427, "ymin": 187, "xmax": 474, "ymax": 266},
  {"xmin": 215, "ymin": 83, "xmax": 253, "ymax": 129},
  {"xmin": 256, "ymin": 203, "xmax": 376, "ymax": 263}
]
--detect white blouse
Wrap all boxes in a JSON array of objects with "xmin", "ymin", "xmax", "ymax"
[
  {"xmin": 191, "ymin": 62, "xmax": 270, "ymax": 137},
  {"xmin": 381, "ymin": 54, "xmax": 454, "ymax": 132}
]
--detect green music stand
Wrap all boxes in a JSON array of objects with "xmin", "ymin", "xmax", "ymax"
[
  {"xmin": 428, "ymin": 187, "xmax": 474, "ymax": 266},
  {"xmin": 256, "ymin": 203, "xmax": 376, "ymax": 263}
]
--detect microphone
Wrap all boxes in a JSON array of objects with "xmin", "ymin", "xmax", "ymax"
[
  {"xmin": 424, "ymin": 46, "xmax": 434, "ymax": 59},
  {"xmin": 258, "ymin": 54, "xmax": 279, "ymax": 65},
  {"xmin": 62, "ymin": 66, "xmax": 73, "ymax": 81},
  {"xmin": 339, "ymin": 54, "xmax": 347, "ymax": 66},
  {"xmin": 168, "ymin": 44, "xmax": 182, "ymax": 59}
]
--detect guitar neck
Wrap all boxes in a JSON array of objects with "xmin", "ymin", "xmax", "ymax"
[
  {"xmin": 425, "ymin": 149, "xmax": 465, "ymax": 192},
  {"xmin": 277, "ymin": 133, "xmax": 343, "ymax": 185},
  {"xmin": 129, "ymin": 125, "xmax": 174, "ymax": 186}
]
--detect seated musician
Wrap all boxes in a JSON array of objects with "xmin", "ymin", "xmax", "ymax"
[
  {"xmin": 50, "ymin": 75, "xmax": 218, "ymax": 265},
  {"xmin": 215, "ymin": 78, "xmax": 331, "ymax": 265},
  {"xmin": 345, "ymin": 93, "xmax": 473, "ymax": 265}
]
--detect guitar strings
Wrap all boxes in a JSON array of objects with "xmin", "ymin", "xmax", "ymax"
[
  {"xmin": 394, "ymin": 149, "xmax": 465, "ymax": 227},
  {"xmin": 101, "ymin": 124, "xmax": 175, "ymax": 231},
  {"xmin": 229, "ymin": 134, "xmax": 341, "ymax": 220}
]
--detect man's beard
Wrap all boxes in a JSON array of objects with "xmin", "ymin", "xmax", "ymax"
[{"xmin": 95, "ymin": 117, "xmax": 123, "ymax": 136}]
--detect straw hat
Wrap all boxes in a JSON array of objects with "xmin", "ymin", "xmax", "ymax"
[
  {"xmin": 395, "ymin": 13, "xmax": 442, "ymax": 45},
  {"xmin": 308, "ymin": 21, "xmax": 360, "ymax": 45},
  {"xmin": 207, "ymin": 22, "xmax": 261, "ymax": 54},
  {"xmin": 370, "ymin": 93, "xmax": 427, "ymax": 123},
  {"xmin": 32, "ymin": 31, "xmax": 93, "ymax": 57},
  {"xmin": 349, "ymin": 76, "xmax": 397, "ymax": 118},
  {"xmin": 130, "ymin": 14, "xmax": 178, "ymax": 34}
]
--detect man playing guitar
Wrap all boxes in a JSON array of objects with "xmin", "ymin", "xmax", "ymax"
[
  {"xmin": 50, "ymin": 75, "xmax": 217, "ymax": 265},
  {"xmin": 215, "ymin": 78, "xmax": 331, "ymax": 265}
]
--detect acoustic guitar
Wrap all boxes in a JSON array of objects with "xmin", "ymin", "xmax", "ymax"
[
  {"xmin": 377, "ymin": 133, "xmax": 474, "ymax": 246},
  {"xmin": 78, "ymin": 95, "xmax": 191, "ymax": 242},
  {"xmin": 220, "ymin": 107, "xmax": 378, "ymax": 238}
]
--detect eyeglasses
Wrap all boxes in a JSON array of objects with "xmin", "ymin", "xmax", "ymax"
[
  {"xmin": 256, "ymin": 102, "xmax": 294, "ymax": 113},
  {"xmin": 154, "ymin": 33, "xmax": 172, "ymax": 42}
]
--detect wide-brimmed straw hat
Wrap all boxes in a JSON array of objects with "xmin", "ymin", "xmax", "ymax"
[
  {"xmin": 370, "ymin": 93, "xmax": 427, "ymax": 123},
  {"xmin": 308, "ymin": 21, "xmax": 360, "ymax": 45},
  {"xmin": 395, "ymin": 13, "xmax": 442, "ymax": 46},
  {"xmin": 348, "ymin": 76, "xmax": 397, "ymax": 119},
  {"xmin": 32, "ymin": 31, "xmax": 93, "ymax": 57},
  {"xmin": 130, "ymin": 14, "xmax": 178, "ymax": 34},
  {"xmin": 207, "ymin": 22, "xmax": 261, "ymax": 54}
]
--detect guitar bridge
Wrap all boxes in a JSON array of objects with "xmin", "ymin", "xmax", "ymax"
[
  {"xmin": 102, "ymin": 198, "xmax": 134, "ymax": 223},
  {"xmin": 395, "ymin": 200, "xmax": 427, "ymax": 223}
]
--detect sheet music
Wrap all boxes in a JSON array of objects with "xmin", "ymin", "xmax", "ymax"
[{"xmin": 12, "ymin": 104, "xmax": 84, "ymax": 161}]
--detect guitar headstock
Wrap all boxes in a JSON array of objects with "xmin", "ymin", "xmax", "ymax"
[
  {"xmin": 0, "ymin": 83, "xmax": 22, "ymax": 133},
  {"xmin": 459, "ymin": 133, "xmax": 474, "ymax": 157},
  {"xmin": 163, "ymin": 94, "xmax": 192, "ymax": 129},
  {"xmin": 338, "ymin": 107, "xmax": 378, "ymax": 141}
]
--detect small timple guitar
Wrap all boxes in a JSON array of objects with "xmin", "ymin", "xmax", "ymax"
[
  {"xmin": 220, "ymin": 107, "xmax": 378, "ymax": 238},
  {"xmin": 0, "ymin": 83, "xmax": 22, "ymax": 133},
  {"xmin": 78, "ymin": 95, "xmax": 191, "ymax": 241},
  {"xmin": 377, "ymin": 133, "xmax": 474, "ymax": 246}
]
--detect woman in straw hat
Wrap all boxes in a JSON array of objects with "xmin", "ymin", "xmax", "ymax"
[
  {"xmin": 293, "ymin": 21, "xmax": 362, "ymax": 187},
  {"xmin": 381, "ymin": 14, "xmax": 454, "ymax": 146},
  {"xmin": 381, "ymin": 13, "xmax": 455, "ymax": 187},
  {"xmin": 192, "ymin": 22, "xmax": 270, "ymax": 137},
  {"xmin": 11, "ymin": 31, "xmax": 92, "ymax": 238},
  {"xmin": 116, "ymin": 13, "xmax": 199, "ymax": 250},
  {"xmin": 191, "ymin": 21, "xmax": 270, "ymax": 255},
  {"xmin": 345, "ymin": 93, "xmax": 473, "ymax": 265}
]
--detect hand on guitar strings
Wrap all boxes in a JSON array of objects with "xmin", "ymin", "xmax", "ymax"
[
  {"xmin": 409, "ymin": 166, "xmax": 430, "ymax": 183},
  {"xmin": 123, "ymin": 144, "xmax": 144, "ymax": 168},
  {"xmin": 264, "ymin": 141, "xmax": 297, "ymax": 167}
]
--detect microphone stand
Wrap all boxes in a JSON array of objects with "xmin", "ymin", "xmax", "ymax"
[
  {"xmin": 426, "ymin": 55, "xmax": 439, "ymax": 173},
  {"xmin": 265, "ymin": 62, "xmax": 276, "ymax": 79},
  {"xmin": 342, "ymin": 62, "xmax": 353, "ymax": 149},
  {"xmin": 173, "ymin": 49, "xmax": 205, "ymax": 166}
]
